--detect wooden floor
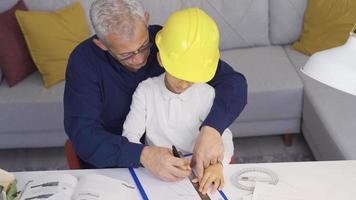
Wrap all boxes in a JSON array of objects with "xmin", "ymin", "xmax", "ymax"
[{"xmin": 0, "ymin": 134, "xmax": 314, "ymax": 172}]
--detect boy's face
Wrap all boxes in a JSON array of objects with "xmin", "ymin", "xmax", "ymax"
[
  {"xmin": 164, "ymin": 72, "xmax": 194, "ymax": 94},
  {"xmin": 157, "ymin": 52, "xmax": 194, "ymax": 94}
]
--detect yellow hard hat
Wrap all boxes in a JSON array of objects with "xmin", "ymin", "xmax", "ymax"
[{"xmin": 155, "ymin": 8, "xmax": 220, "ymax": 83}]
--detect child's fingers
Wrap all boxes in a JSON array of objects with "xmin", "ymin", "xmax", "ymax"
[
  {"xmin": 199, "ymin": 173, "xmax": 210, "ymax": 192},
  {"xmin": 199, "ymin": 172, "xmax": 212, "ymax": 192},
  {"xmin": 218, "ymin": 176, "xmax": 225, "ymax": 190},
  {"xmin": 202, "ymin": 176, "xmax": 215, "ymax": 194},
  {"xmin": 212, "ymin": 178, "xmax": 221, "ymax": 193}
]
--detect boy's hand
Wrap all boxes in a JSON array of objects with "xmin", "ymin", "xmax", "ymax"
[{"xmin": 197, "ymin": 162, "xmax": 224, "ymax": 195}]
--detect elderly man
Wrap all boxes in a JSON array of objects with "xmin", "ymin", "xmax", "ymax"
[{"xmin": 64, "ymin": 0, "xmax": 247, "ymax": 182}]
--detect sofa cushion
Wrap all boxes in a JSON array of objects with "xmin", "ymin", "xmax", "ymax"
[
  {"xmin": 269, "ymin": 0, "xmax": 307, "ymax": 45},
  {"xmin": 15, "ymin": 2, "xmax": 90, "ymax": 88},
  {"xmin": 24, "ymin": 0, "xmax": 73, "ymax": 10},
  {"xmin": 221, "ymin": 46, "xmax": 303, "ymax": 122},
  {"xmin": 21, "ymin": 0, "xmax": 270, "ymax": 50},
  {"xmin": 0, "ymin": 0, "xmax": 18, "ymax": 12},
  {"xmin": 292, "ymin": 0, "xmax": 356, "ymax": 55},
  {"xmin": 283, "ymin": 45, "xmax": 309, "ymax": 70},
  {"xmin": 0, "ymin": 0, "xmax": 37, "ymax": 87},
  {"xmin": 142, "ymin": 0, "xmax": 270, "ymax": 50},
  {"xmin": 24, "ymin": 0, "xmax": 95, "ymax": 34},
  {"xmin": 0, "ymin": 72, "xmax": 64, "ymax": 135},
  {"xmin": 0, "ymin": 71, "xmax": 66, "ymax": 148},
  {"xmin": 141, "ymin": 0, "xmax": 183, "ymax": 26}
]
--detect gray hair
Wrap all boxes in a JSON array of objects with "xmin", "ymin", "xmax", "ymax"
[{"xmin": 90, "ymin": 0, "xmax": 145, "ymax": 45}]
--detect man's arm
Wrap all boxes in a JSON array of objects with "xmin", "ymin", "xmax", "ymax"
[
  {"xmin": 193, "ymin": 59, "xmax": 247, "ymax": 181},
  {"xmin": 204, "ymin": 59, "xmax": 248, "ymax": 134},
  {"xmin": 64, "ymin": 50, "xmax": 143, "ymax": 168}
]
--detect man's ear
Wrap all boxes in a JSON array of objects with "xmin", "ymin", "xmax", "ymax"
[
  {"xmin": 93, "ymin": 38, "xmax": 109, "ymax": 51},
  {"xmin": 144, "ymin": 11, "xmax": 150, "ymax": 25},
  {"xmin": 157, "ymin": 52, "xmax": 163, "ymax": 67}
]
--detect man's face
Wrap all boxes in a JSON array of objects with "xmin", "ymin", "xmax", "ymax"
[{"xmin": 107, "ymin": 20, "xmax": 151, "ymax": 72}]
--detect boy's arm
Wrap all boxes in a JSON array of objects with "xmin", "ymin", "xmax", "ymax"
[{"xmin": 122, "ymin": 83, "xmax": 148, "ymax": 144}]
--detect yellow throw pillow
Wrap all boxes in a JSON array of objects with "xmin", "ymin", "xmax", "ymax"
[
  {"xmin": 292, "ymin": 0, "xmax": 356, "ymax": 56},
  {"xmin": 15, "ymin": 2, "xmax": 90, "ymax": 87}
]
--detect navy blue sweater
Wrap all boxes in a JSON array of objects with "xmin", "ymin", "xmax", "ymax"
[{"xmin": 64, "ymin": 25, "xmax": 247, "ymax": 168}]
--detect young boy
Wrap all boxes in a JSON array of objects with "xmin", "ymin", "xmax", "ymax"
[{"xmin": 123, "ymin": 8, "xmax": 234, "ymax": 194}]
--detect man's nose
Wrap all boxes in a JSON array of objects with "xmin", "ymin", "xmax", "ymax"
[{"xmin": 132, "ymin": 52, "xmax": 145, "ymax": 64}]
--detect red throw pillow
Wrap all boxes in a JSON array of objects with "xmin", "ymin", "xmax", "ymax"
[{"xmin": 0, "ymin": 0, "xmax": 36, "ymax": 87}]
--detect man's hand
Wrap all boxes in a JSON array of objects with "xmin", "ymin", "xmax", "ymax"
[
  {"xmin": 191, "ymin": 126, "xmax": 224, "ymax": 181},
  {"xmin": 140, "ymin": 146, "xmax": 191, "ymax": 182}
]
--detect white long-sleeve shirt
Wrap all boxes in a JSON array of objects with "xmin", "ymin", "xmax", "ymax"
[{"xmin": 123, "ymin": 74, "xmax": 234, "ymax": 164}]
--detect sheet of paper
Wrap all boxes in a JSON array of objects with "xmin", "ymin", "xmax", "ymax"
[
  {"xmin": 133, "ymin": 168, "xmax": 225, "ymax": 200},
  {"xmin": 252, "ymin": 182, "xmax": 309, "ymax": 200},
  {"xmin": 72, "ymin": 174, "xmax": 140, "ymax": 200},
  {"xmin": 19, "ymin": 173, "xmax": 77, "ymax": 200}
]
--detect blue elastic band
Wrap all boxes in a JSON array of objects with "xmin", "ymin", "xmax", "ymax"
[
  {"xmin": 129, "ymin": 168, "xmax": 149, "ymax": 200},
  {"xmin": 219, "ymin": 190, "xmax": 228, "ymax": 200}
]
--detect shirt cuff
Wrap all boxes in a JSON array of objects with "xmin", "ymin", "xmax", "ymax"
[
  {"xmin": 201, "ymin": 108, "xmax": 230, "ymax": 135},
  {"xmin": 118, "ymin": 142, "xmax": 145, "ymax": 168}
]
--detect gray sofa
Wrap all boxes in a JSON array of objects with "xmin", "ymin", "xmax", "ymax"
[
  {"xmin": 284, "ymin": 46, "xmax": 356, "ymax": 160},
  {"xmin": 1, "ymin": 0, "xmax": 355, "ymax": 160}
]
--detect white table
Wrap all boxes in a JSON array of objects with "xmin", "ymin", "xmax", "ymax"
[
  {"xmin": 223, "ymin": 160, "xmax": 356, "ymax": 199},
  {"xmin": 13, "ymin": 160, "xmax": 356, "ymax": 200}
]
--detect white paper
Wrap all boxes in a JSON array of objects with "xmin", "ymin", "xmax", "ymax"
[
  {"xmin": 252, "ymin": 182, "xmax": 309, "ymax": 200},
  {"xmin": 19, "ymin": 173, "xmax": 140, "ymax": 200},
  {"xmin": 133, "ymin": 168, "xmax": 226, "ymax": 200},
  {"xmin": 19, "ymin": 173, "xmax": 77, "ymax": 200},
  {"xmin": 72, "ymin": 174, "xmax": 140, "ymax": 200}
]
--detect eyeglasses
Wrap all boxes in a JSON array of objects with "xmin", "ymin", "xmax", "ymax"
[{"xmin": 116, "ymin": 41, "xmax": 153, "ymax": 62}]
